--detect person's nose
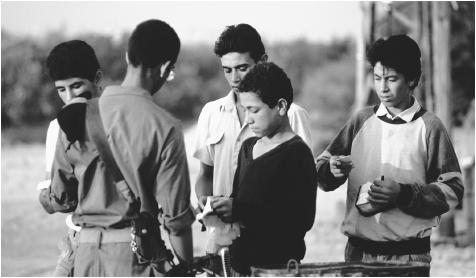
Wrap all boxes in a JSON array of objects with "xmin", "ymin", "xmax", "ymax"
[
  {"xmin": 377, "ymin": 79, "xmax": 388, "ymax": 93},
  {"xmin": 245, "ymin": 111, "xmax": 253, "ymax": 125},
  {"xmin": 65, "ymin": 88, "xmax": 76, "ymax": 102},
  {"xmin": 231, "ymin": 70, "xmax": 241, "ymax": 84}
]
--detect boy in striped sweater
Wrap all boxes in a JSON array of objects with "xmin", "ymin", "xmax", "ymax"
[{"xmin": 315, "ymin": 34, "xmax": 463, "ymax": 275}]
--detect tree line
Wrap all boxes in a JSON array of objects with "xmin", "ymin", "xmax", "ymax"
[{"xmin": 1, "ymin": 7, "xmax": 473, "ymax": 153}]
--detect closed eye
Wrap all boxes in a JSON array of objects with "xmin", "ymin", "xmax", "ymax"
[
  {"xmin": 237, "ymin": 65, "xmax": 249, "ymax": 72},
  {"xmin": 71, "ymin": 82, "xmax": 84, "ymax": 89}
]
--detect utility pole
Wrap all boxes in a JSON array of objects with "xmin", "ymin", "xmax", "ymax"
[{"xmin": 431, "ymin": 1, "xmax": 455, "ymax": 239}]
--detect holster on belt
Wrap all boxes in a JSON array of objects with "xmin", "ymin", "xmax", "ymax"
[{"xmin": 131, "ymin": 211, "xmax": 174, "ymax": 265}]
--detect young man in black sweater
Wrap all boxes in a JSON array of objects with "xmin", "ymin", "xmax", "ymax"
[{"xmin": 212, "ymin": 62, "xmax": 317, "ymax": 275}]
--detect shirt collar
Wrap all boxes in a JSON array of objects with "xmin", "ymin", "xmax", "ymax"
[
  {"xmin": 220, "ymin": 90, "xmax": 237, "ymax": 112},
  {"xmin": 102, "ymin": 85, "xmax": 153, "ymax": 101},
  {"xmin": 376, "ymin": 97, "xmax": 421, "ymax": 123}
]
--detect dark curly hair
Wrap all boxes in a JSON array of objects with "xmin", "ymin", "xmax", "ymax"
[
  {"xmin": 46, "ymin": 40, "xmax": 100, "ymax": 82},
  {"xmin": 214, "ymin": 23, "xmax": 265, "ymax": 62},
  {"xmin": 367, "ymin": 34, "xmax": 422, "ymax": 89},
  {"xmin": 238, "ymin": 62, "xmax": 293, "ymax": 110}
]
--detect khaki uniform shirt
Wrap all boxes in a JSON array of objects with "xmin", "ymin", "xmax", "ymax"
[{"xmin": 41, "ymin": 85, "xmax": 195, "ymax": 234}]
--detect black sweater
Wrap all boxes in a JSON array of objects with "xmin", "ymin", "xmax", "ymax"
[{"xmin": 230, "ymin": 136, "xmax": 317, "ymax": 274}]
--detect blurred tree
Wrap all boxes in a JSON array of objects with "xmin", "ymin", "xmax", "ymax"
[
  {"xmin": 1, "ymin": 32, "xmax": 56, "ymax": 126},
  {"xmin": 1, "ymin": 23, "xmax": 473, "ymax": 147},
  {"xmin": 299, "ymin": 56, "xmax": 356, "ymax": 154},
  {"xmin": 450, "ymin": 1, "xmax": 475, "ymax": 126}
]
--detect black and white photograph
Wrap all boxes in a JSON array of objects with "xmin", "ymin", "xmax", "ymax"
[{"xmin": 1, "ymin": 1, "xmax": 474, "ymax": 276}]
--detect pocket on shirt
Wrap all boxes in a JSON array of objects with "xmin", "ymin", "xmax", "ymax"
[
  {"xmin": 206, "ymin": 131, "xmax": 224, "ymax": 146},
  {"xmin": 205, "ymin": 131, "xmax": 224, "ymax": 161}
]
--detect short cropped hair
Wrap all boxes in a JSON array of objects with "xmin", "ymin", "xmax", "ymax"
[
  {"xmin": 238, "ymin": 62, "xmax": 293, "ymax": 110},
  {"xmin": 367, "ymin": 34, "xmax": 422, "ymax": 89},
  {"xmin": 214, "ymin": 23, "xmax": 265, "ymax": 62},
  {"xmin": 128, "ymin": 19, "xmax": 180, "ymax": 69},
  {"xmin": 46, "ymin": 40, "xmax": 100, "ymax": 82}
]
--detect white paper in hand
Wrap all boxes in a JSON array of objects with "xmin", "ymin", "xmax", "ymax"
[{"xmin": 197, "ymin": 197, "xmax": 240, "ymax": 247}]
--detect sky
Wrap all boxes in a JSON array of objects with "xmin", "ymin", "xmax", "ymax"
[{"xmin": 1, "ymin": 1, "xmax": 361, "ymax": 44}]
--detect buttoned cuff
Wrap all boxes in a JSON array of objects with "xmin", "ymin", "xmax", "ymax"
[{"xmin": 160, "ymin": 205, "xmax": 196, "ymax": 235}]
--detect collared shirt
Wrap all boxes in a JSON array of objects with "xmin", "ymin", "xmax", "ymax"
[
  {"xmin": 40, "ymin": 85, "xmax": 195, "ymax": 234},
  {"xmin": 193, "ymin": 90, "xmax": 313, "ymax": 197},
  {"xmin": 375, "ymin": 97, "xmax": 421, "ymax": 123},
  {"xmin": 45, "ymin": 119, "xmax": 60, "ymax": 172}
]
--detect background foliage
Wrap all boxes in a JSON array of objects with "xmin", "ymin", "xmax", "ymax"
[{"xmin": 1, "ymin": 4, "xmax": 474, "ymax": 155}]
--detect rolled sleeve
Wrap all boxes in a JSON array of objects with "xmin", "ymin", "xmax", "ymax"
[
  {"xmin": 192, "ymin": 103, "xmax": 213, "ymax": 166},
  {"xmin": 160, "ymin": 205, "xmax": 196, "ymax": 235},
  {"xmin": 40, "ymin": 134, "xmax": 78, "ymax": 213},
  {"xmin": 288, "ymin": 104, "xmax": 313, "ymax": 154},
  {"xmin": 156, "ymin": 126, "xmax": 196, "ymax": 234}
]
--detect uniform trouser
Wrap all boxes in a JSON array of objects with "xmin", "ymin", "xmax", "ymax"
[
  {"xmin": 54, "ymin": 229, "xmax": 79, "ymax": 276},
  {"xmin": 73, "ymin": 228, "xmax": 168, "ymax": 277},
  {"xmin": 344, "ymin": 238, "xmax": 431, "ymax": 277}
]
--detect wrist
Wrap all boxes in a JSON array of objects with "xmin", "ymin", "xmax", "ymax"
[{"xmin": 397, "ymin": 183, "xmax": 413, "ymax": 207}]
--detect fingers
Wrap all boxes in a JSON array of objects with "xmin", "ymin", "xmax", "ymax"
[
  {"xmin": 370, "ymin": 183, "xmax": 386, "ymax": 193},
  {"xmin": 331, "ymin": 170, "xmax": 346, "ymax": 178},
  {"xmin": 330, "ymin": 166, "xmax": 352, "ymax": 178},
  {"xmin": 372, "ymin": 179, "xmax": 385, "ymax": 187},
  {"xmin": 211, "ymin": 198, "xmax": 232, "ymax": 221},
  {"xmin": 212, "ymin": 199, "xmax": 228, "ymax": 209},
  {"xmin": 368, "ymin": 189, "xmax": 389, "ymax": 201},
  {"xmin": 330, "ymin": 155, "xmax": 353, "ymax": 178},
  {"xmin": 367, "ymin": 195, "xmax": 390, "ymax": 205}
]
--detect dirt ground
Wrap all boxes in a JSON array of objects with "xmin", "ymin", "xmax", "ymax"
[{"xmin": 1, "ymin": 126, "xmax": 474, "ymax": 276}]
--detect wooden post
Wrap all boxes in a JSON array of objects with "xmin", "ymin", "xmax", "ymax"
[
  {"xmin": 432, "ymin": 1, "xmax": 455, "ymax": 239},
  {"xmin": 432, "ymin": 1, "xmax": 451, "ymax": 130},
  {"xmin": 462, "ymin": 158, "xmax": 475, "ymax": 246},
  {"xmin": 354, "ymin": 2, "xmax": 370, "ymax": 112},
  {"xmin": 421, "ymin": 1, "xmax": 434, "ymax": 112}
]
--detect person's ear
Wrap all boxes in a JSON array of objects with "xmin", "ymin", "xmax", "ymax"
[
  {"xmin": 94, "ymin": 70, "xmax": 103, "ymax": 85},
  {"xmin": 159, "ymin": 60, "xmax": 172, "ymax": 78},
  {"xmin": 277, "ymin": 98, "xmax": 288, "ymax": 116},
  {"xmin": 125, "ymin": 52, "xmax": 130, "ymax": 65},
  {"xmin": 259, "ymin": 53, "xmax": 268, "ymax": 63},
  {"xmin": 94, "ymin": 70, "xmax": 103, "ymax": 93},
  {"xmin": 407, "ymin": 80, "xmax": 416, "ymax": 90}
]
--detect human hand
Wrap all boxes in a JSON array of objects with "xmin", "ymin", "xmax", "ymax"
[
  {"xmin": 368, "ymin": 177, "xmax": 401, "ymax": 206},
  {"xmin": 197, "ymin": 196, "xmax": 209, "ymax": 212},
  {"xmin": 329, "ymin": 155, "xmax": 353, "ymax": 178},
  {"xmin": 211, "ymin": 196, "xmax": 233, "ymax": 223}
]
